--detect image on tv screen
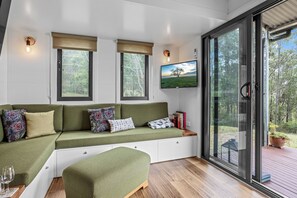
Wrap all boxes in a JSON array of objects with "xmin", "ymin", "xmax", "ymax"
[{"xmin": 161, "ymin": 60, "xmax": 197, "ymax": 89}]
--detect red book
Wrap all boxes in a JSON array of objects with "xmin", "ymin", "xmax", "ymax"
[
  {"xmin": 177, "ymin": 114, "xmax": 181, "ymax": 129},
  {"xmin": 176, "ymin": 111, "xmax": 186, "ymax": 130},
  {"xmin": 183, "ymin": 112, "xmax": 187, "ymax": 130}
]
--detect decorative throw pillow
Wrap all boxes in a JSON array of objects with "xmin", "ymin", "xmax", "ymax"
[
  {"xmin": 148, "ymin": 117, "xmax": 174, "ymax": 129},
  {"xmin": 108, "ymin": 117, "xmax": 135, "ymax": 133},
  {"xmin": 88, "ymin": 106, "xmax": 115, "ymax": 132},
  {"xmin": 25, "ymin": 111, "xmax": 56, "ymax": 139},
  {"xmin": 2, "ymin": 109, "xmax": 27, "ymax": 142}
]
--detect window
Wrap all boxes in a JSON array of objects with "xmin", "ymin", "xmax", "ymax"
[
  {"xmin": 57, "ymin": 49, "xmax": 93, "ymax": 101},
  {"xmin": 121, "ymin": 53, "xmax": 149, "ymax": 100}
]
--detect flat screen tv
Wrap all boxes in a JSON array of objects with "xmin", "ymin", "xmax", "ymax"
[
  {"xmin": 161, "ymin": 60, "xmax": 198, "ymax": 89},
  {"xmin": 0, "ymin": 0, "xmax": 11, "ymax": 55}
]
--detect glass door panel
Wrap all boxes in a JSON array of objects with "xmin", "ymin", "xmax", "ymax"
[{"xmin": 208, "ymin": 20, "xmax": 251, "ymax": 179}]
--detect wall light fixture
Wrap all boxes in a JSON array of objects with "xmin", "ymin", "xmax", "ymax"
[
  {"xmin": 25, "ymin": 36, "xmax": 36, "ymax": 53},
  {"xmin": 163, "ymin": 49, "xmax": 170, "ymax": 62}
]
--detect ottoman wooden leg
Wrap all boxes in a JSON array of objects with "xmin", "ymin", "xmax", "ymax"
[{"xmin": 125, "ymin": 180, "xmax": 149, "ymax": 198}]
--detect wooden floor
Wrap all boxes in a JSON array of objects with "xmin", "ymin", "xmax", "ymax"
[
  {"xmin": 45, "ymin": 158, "xmax": 265, "ymax": 198},
  {"xmin": 262, "ymin": 146, "xmax": 297, "ymax": 198}
]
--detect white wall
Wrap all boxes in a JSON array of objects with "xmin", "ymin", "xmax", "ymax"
[
  {"xmin": 4, "ymin": 27, "xmax": 180, "ymax": 115},
  {"xmin": 97, "ymin": 39, "xmax": 117, "ymax": 103},
  {"xmin": 6, "ymin": 28, "xmax": 50, "ymax": 104},
  {"xmin": 178, "ymin": 35, "xmax": 202, "ymax": 157},
  {"xmin": 151, "ymin": 45, "xmax": 180, "ymax": 115},
  {"xmin": 0, "ymin": 33, "xmax": 8, "ymax": 104}
]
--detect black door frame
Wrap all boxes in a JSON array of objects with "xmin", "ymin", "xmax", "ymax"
[
  {"xmin": 201, "ymin": 0, "xmax": 285, "ymax": 197},
  {"xmin": 203, "ymin": 14, "xmax": 253, "ymax": 183}
]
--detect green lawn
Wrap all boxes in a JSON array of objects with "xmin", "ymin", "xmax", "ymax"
[
  {"xmin": 286, "ymin": 133, "xmax": 297, "ymax": 148},
  {"xmin": 161, "ymin": 76, "xmax": 197, "ymax": 88}
]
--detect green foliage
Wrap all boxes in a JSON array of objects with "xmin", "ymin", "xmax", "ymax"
[
  {"xmin": 123, "ymin": 53, "xmax": 146, "ymax": 97},
  {"xmin": 279, "ymin": 121, "xmax": 297, "ymax": 134},
  {"xmin": 269, "ymin": 29, "xmax": 297, "ymax": 127},
  {"xmin": 161, "ymin": 76, "xmax": 196, "ymax": 88},
  {"xmin": 170, "ymin": 67, "xmax": 184, "ymax": 77},
  {"xmin": 62, "ymin": 50, "xmax": 89, "ymax": 97},
  {"xmin": 270, "ymin": 131, "xmax": 290, "ymax": 140},
  {"xmin": 269, "ymin": 122, "xmax": 278, "ymax": 133},
  {"xmin": 209, "ymin": 28, "xmax": 240, "ymax": 128},
  {"xmin": 286, "ymin": 133, "xmax": 297, "ymax": 148}
]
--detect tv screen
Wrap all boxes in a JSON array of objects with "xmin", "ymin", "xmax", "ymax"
[
  {"xmin": 161, "ymin": 60, "xmax": 198, "ymax": 89},
  {"xmin": 0, "ymin": 0, "xmax": 11, "ymax": 55}
]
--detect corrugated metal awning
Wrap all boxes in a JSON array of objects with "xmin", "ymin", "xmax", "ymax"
[{"xmin": 262, "ymin": 0, "xmax": 297, "ymax": 32}]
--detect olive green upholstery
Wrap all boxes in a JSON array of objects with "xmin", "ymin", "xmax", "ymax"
[
  {"xmin": 63, "ymin": 104, "xmax": 121, "ymax": 131},
  {"xmin": 56, "ymin": 127, "xmax": 183, "ymax": 149},
  {"xmin": 63, "ymin": 147, "xmax": 150, "ymax": 198},
  {"xmin": 0, "ymin": 104, "xmax": 13, "ymax": 142},
  {"xmin": 12, "ymin": 104, "xmax": 63, "ymax": 132},
  {"xmin": 1, "ymin": 102, "xmax": 181, "ymax": 188},
  {"xmin": 121, "ymin": 102, "xmax": 168, "ymax": 127},
  {"xmin": 0, "ymin": 133, "xmax": 60, "ymax": 186}
]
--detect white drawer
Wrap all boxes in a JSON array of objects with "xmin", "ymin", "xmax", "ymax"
[
  {"xmin": 113, "ymin": 141, "xmax": 158, "ymax": 163},
  {"xmin": 158, "ymin": 136, "xmax": 197, "ymax": 162},
  {"xmin": 56, "ymin": 145, "xmax": 112, "ymax": 176}
]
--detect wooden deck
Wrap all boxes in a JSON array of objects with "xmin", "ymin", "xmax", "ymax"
[{"xmin": 262, "ymin": 146, "xmax": 297, "ymax": 197}]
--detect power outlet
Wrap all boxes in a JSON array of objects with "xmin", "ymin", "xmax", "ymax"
[{"xmin": 186, "ymin": 121, "xmax": 191, "ymax": 127}]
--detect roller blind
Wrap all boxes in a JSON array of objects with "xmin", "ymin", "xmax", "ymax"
[
  {"xmin": 52, "ymin": 32, "xmax": 97, "ymax": 51},
  {"xmin": 117, "ymin": 39, "xmax": 154, "ymax": 55}
]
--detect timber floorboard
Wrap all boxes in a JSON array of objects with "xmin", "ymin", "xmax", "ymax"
[{"xmin": 45, "ymin": 158, "xmax": 266, "ymax": 198}]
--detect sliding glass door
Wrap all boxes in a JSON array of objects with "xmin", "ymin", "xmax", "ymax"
[
  {"xmin": 203, "ymin": 16, "xmax": 253, "ymax": 182},
  {"xmin": 202, "ymin": 0, "xmax": 290, "ymax": 196}
]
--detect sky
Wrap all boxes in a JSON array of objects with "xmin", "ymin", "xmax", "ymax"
[
  {"xmin": 277, "ymin": 28, "xmax": 297, "ymax": 51},
  {"xmin": 161, "ymin": 60, "xmax": 197, "ymax": 77}
]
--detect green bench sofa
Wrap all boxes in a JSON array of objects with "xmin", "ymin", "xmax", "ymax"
[{"xmin": 0, "ymin": 102, "xmax": 183, "ymax": 188}]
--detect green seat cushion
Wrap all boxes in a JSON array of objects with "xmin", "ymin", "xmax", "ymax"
[
  {"xmin": 121, "ymin": 102, "xmax": 168, "ymax": 127},
  {"xmin": 0, "ymin": 133, "xmax": 60, "ymax": 186},
  {"xmin": 63, "ymin": 147, "xmax": 150, "ymax": 198},
  {"xmin": 63, "ymin": 104, "xmax": 121, "ymax": 131},
  {"xmin": 0, "ymin": 104, "xmax": 13, "ymax": 142},
  {"xmin": 12, "ymin": 104, "xmax": 63, "ymax": 132},
  {"xmin": 56, "ymin": 127, "xmax": 183, "ymax": 149}
]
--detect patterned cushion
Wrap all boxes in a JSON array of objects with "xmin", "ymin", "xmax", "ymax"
[
  {"xmin": 2, "ymin": 109, "xmax": 27, "ymax": 142},
  {"xmin": 148, "ymin": 117, "xmax": 174, "ymax": 129},
  {"xmin": 108, "ymin": 117, "xmax": 135, "ymax": 133},
  {"xmin": 88, "ymin": 106, "xmax": 115, "ymax": 132}
]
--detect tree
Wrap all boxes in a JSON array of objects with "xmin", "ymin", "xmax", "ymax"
[
  {"xmin": 170, "ymin": 67, "xmax": 184, "ymax": 77},
  {"xmin": 269, "ymin": 29, "xmax": 297, "ymax": 126},
  {"xmin": 123, "ymin": 53, "xmax": 146, "ymax": 97}
]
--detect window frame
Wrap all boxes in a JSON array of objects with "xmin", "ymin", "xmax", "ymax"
[
  {"xmin": 120, "ymin": 53, "xmax": 149, "ymax": 100},
  {"xmin": 57, "ymin": 49, "xmax": 93, "ymax": 101}
]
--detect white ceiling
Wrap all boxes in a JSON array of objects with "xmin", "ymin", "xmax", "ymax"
[{"xmin": 7, "ymin": 0, "xmax": 254, "ymax": 47}]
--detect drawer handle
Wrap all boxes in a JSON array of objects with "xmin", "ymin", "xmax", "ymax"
[
  {"xmin": 176, "ymin": 141, "xmax": 179, "ymax": 144},
  {"xmin": 83, "ymin": 151, "xmax": 87, "ymax": 155},
  {"xmin": 134, "ymin": 146, "xmax": 137, "ymax": 149},
  {"xmin": 45, "ymin": 166, "xmax": 49, "ymax": 170}
]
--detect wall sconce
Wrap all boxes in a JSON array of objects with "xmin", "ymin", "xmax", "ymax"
[
  {"xmin": 25, "ymin": 36, "xmax": 36, "ymax": 53},
  {"xmin": 163, "ymin": 49, "xmax": 170, "ymax": 62}
]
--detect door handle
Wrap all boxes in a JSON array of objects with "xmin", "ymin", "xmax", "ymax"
[{"xmin": 240, "ymin": 82, "xmax": 251, "ymax": 100}]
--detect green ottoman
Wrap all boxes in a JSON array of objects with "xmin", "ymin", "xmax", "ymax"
[{"xmin": 62, "ymin": 147, "xmax": 151, "ymax": 198}]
